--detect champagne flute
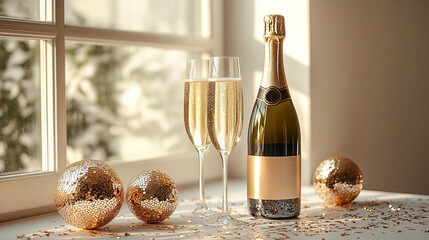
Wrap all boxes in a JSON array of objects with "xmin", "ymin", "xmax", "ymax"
[
  {"xmin": 182, "ymin": 59, "xmax": 215, "ymax": 218},
  {"xmin": 207, "ymin": 57, "xmax": 244, "ymax": 227}
]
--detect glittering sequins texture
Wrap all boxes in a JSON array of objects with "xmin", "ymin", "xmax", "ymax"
[
  {"xmin": 126, "ymin": 170, "xmax": 178, "ymax": 223},
  {"xmin": 54, "ymin": 160, "xmax": 124, "ymax": 229}
]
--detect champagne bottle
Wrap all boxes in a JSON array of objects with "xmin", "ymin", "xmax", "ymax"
[{"xmin": 247, "ymin": 14, "xmax": 301, "ymax": 219}]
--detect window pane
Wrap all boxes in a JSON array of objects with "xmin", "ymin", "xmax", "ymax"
[
  {"xmin": 0, "ymin": 38, "xmax": 41, "ymax": 176},
  {"xmin": 65, "ymin": 0, "xmax": 205, "ymax": 36},
  {"xmin": 0, "ymin": 0, "xmax": 42, "ymax": 21},
  {"xmin": 66, "ymin": 42, "xmax": 195, "ymax": 164}
]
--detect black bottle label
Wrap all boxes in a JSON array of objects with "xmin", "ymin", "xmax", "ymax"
[{"xmin": 257, "ymin": 86, "xmax": 291, "ymax": 105}]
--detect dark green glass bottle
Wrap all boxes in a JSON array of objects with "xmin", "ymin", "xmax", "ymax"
[{"xmin": 247, "ymin": 14, "xmax": 301, "ymax": 219}]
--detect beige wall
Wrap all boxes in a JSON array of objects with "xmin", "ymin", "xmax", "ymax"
[
  {"xmin": 225, "ymin": 0, "xmax": 311, "ymax": 184},
  {"xmin": 311, "ymin": 0, "xmax": 429, "ymax": 194}
]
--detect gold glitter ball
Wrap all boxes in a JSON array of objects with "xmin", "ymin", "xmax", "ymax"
[
  {"xmin": 313, "ymin": 156, "xmax": 363, "ymax": 206},
  {"xmin": 54, "ymin": 159, "xmax": 124, "ymax": 229},
  {"xmin": 126, "ymin": 169, "xmax": 178, "ymax": 223}
]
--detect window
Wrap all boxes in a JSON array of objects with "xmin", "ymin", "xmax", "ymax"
[
  {"xmin": 65, "ymin": 43, "xmax": 194, "ymax": 164},
  {"xmin": 0, "ymin": 37, "xmax": 42, "ymax": 176},
  {"xmin": 0, "ymin": 0, "xmax": 223, "ymax": 219}
]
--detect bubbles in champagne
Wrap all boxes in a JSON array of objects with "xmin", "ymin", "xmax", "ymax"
[
  {"xmin": 184, "ymin": 80, "xmax": 211, "ymax": 148},
  {"xmin": 208, "ymin": 79, "xmax": 243, "ymax": 152}
]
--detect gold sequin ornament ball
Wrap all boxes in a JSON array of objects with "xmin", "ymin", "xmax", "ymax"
[
  {"xmin": 126, "ymin": 169, "xmax": 178, "ymax": 223},
  {"xmin": 54, "ymin": 159, "xmax": 124, "ymax": 229},
  {"xmin": 313, "ymin": 156, "xmax": 363, "ymax": 206}
]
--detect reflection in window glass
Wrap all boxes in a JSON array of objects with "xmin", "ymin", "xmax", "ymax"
[
  {"xmin": 65, "ymin": 0, "xmax": 202, "ymax": 36},
  {"xmin": 65, "ymin": 42, "xmax": 195, "ymax": 164},
  {"xmin": 0, "ymin": 38, "xmax": 41, "ymax": 176},
  {"xmin": 0, "ymin": 0, "xmax": 41, "ymax": 21}
]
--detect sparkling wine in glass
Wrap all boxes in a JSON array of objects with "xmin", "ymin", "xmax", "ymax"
[
  {"xmin": 207, "ymin": 56, "xmax": 244, "ymax": 227},
  {"xmin": 182, "ymin": 59, "xmax": 215, "ymax": 218}
]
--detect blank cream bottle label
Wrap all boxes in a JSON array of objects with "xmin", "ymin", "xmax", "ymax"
[{"xmin": 247, "ymin": 155, "xmax": 301, "ymax": 199}]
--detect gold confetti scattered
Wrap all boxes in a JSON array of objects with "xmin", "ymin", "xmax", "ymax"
[{"xmin": 18, "ymin": 188, "xmax": 429, "ymax": 239}]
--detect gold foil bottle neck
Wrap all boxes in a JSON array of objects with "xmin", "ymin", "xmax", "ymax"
[
  {"xmin": 264, "ymin": 14, "xmax": 285, "ymax": 38},
  {"xmin": 261, "ymin": 14, "xmax": 287, "ymax": 89}
]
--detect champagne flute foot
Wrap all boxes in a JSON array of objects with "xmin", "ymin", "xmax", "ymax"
[
  {"xmin": 181, "ymin": 206, "xmax": 216, "ymax": 219},
  {"xmin": 203, "ymin": 213, "xmax": 246, "ymax": 228}
]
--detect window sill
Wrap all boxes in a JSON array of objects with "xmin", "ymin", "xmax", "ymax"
[{"xmin": 0, "ymin": 180, "xmax": 428, "ymax": 239}]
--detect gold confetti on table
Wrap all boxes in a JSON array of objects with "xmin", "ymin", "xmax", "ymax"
[{"xmin": 2, "ymin": 181, "xmax": 428, "ymax": 239}]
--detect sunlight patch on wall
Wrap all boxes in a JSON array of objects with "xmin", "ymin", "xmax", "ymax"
[
  {"xmin": 253, "ymin": 0, "xmax": 310, "ymax": 67},
  {"xmin": 253, "ymin": 70, "xmax": 263, "ymax": 99},
  {"xmin": 289, "ymin": 86, "xmax": 311, "ymax": 184}
]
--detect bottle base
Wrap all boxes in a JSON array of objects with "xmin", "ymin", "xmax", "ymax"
[{"xmin": 248, "ymin": 197, "xmax": 300, "ymax": 219}]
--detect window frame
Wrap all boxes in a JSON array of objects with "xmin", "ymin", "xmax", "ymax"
[{"xmin": 0, "ymin": 0, "xmax": 224, "ymax": 221}]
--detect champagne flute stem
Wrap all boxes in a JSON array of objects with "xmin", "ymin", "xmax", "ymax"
[
  {"xmin": 220, "ymin": 151, "xmax": 230, "ymax": 214},
  {"xmin": 197, "ymin": 147, "xmax": 208, "ymax": 209}
]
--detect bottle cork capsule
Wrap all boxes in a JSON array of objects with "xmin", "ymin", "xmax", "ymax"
[{"xmin": 264, "ymin": 14, "xmax": 285, "ymax": 37}]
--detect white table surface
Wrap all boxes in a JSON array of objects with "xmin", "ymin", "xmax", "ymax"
[{"xmin": 1, "ymin": 180, "xmax": 428, "ymax": 239}]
